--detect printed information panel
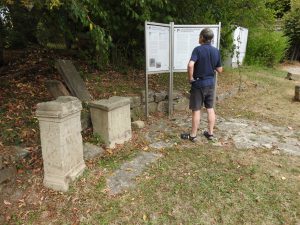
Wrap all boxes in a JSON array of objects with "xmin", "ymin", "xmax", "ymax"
[
  {"xmin": 146, "ymin": 24, "xmax": 170, "ymax": 73},
  {"xmin": 173, "ymin": 26, "xmax": 220, "ymax": 71}
]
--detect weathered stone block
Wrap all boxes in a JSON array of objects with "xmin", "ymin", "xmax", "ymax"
[
  {"xmin": 174, "ymin": 97, "xmax": 189, "ymax": 111},
  {"xmin": 131, "ymin": 102, "xmax": 157, "ymax": 120},
  {"xmin": 141, "ymin": 89, "xmax": 155, "ymax": 103},
  {"xmin": 295, "ymin": 85, "xmax": 300, "ymax": 101},
  {"xmin": 131, "ymin": 106, "xmax": 144, "ymax": 121},
  {"xmin": 172, "ymin": 90, "xmax": 183, "ymax": 100},
  {"xmin": 83, "ymin": 143, "xmax": 104, "ymax": 160},
  {"xmin": 90, "ymin": 96, "xmax": 132, "ymax": 148},
  {"xmin": 154, "ymin": 91, "xmax": 167, "ymax": 102},
  {"xmin": 81, "ymin": 110, "xmax": 92, "ymax": 130},
  {"xmin": 157, "ymin": 101, "xmax": 168, "ymax": 112},
  {"xmin": 36, "ymin": 96, "xmax": 86, "ymax": 192},
  {"xmin": 129, "ymin": 95, "xmax": 142, "ymax": 108},
  {"xmin": 131, "ymin": 120, "xmax": 145, "ymax": 129}
]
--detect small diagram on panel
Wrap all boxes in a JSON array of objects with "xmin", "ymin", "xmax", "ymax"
[
  {"xmin": 150, "ymin": 58, "xmax": 155, "ymax": 67},
  {"xmin": 156, "ymin": 62, "xmax": 161, "ymax": 68}
]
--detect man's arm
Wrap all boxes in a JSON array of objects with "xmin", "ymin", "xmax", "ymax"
[{"xmin": 187, "ymin": 60, "xmax": 195, "ymax": 83}]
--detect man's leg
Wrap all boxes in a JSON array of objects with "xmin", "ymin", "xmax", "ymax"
[
  {"xmin": 206, "ymin": 108, "xmax": 215, "ymax": 135},
  {"xmin": 191, "ymin": 110, "xmax": 201, "ymax": 137}
]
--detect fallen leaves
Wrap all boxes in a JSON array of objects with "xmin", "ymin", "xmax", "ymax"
[{"xmin": 4, "ymin": 200, "xmax": 12, "ymax": 206}]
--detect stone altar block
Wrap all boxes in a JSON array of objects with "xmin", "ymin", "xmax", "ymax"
[
  {"xmin": 90, "ymin": 96, "xmax": 132, "ymax": 148},
  {"xmin": 36, "ymin": 96, "xmax": 86, "ymax": 192}
]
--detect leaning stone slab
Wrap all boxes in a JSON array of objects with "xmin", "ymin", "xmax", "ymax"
[
  {"xmin": 36, "ymin": 96, "xmax": 86, "ymax": 192},
  {"xmin": 107, "ymin": 152, "xmax": 163, "ymax": 195},
  {"xmin": 45, "ymin": 80, "xmax": 70, "ymax": 99},
  {"xmin": 55, "ymin": 60, "xmax": 92, "ymax": 101},
  {"xmin": 90, "ymin": 96, "xmax": 132, "ymax": 148}
]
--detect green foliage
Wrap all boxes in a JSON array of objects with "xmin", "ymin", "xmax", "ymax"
[
  {"xmin": 244, "ymin": 30, "xmax": 289, "ymax": 67},
  {"xmin": 0, "ymin": 0, "xmax": 285, "ymax": 68},
  {"xmin": 266, "ymin": 0, "xmax": 291, "ymax": 18},
  {"xmin": 284, "ymin": 7, "xmax": 300, "ymax": 43}
]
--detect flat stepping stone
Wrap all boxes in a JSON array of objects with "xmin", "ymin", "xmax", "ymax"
[
  {"xmin": 217, "ymin": 119, "xmax": 300, "ymax": 155},
  {"xmin": 107, "ymin": 152, "xmax": 163, "ymax": 195},
  {"xmin": 149, "ymin": 141, "xmax": 174, "ymax": 149}
]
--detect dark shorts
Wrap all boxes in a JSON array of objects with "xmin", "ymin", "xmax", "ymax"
[{"xmin": 189, "ymin": 85, "xmax": 214, "ymax": 111}]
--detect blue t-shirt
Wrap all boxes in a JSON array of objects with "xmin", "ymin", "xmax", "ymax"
[{"xmin": 190, "ymin": 43, "xmax": 222, "ymax": 83}]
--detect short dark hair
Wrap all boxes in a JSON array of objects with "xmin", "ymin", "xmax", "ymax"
[{"xmin": 200, "ymin": 28, "xmax": 214, "ymax": 42}]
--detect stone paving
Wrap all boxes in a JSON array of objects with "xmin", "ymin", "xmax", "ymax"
[
  {"xmin": 107, "ymin": 152, "xmax": 163, "ymax": 195},
  {"xmin": 145, "ymin": 112, "xmax": 300, "ymax": 155}
]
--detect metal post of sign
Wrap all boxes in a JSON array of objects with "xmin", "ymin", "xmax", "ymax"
[
  {"xmin": 168, "ymin": 22, "xmax": 174, "ymax": 117},
  {"xmin": 145, "ymin": 21, "xmax": 149, "ymax": 117},
  {"xmin": 213, "ymin": 22, "xmax": 222, "ymax": 108}
]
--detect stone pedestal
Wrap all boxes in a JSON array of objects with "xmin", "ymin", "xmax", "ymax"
[
  {"xmin": 90, "ymin": 96, "xmax": 132, "ymax": 148},
  {"xmin": 295, "ymin": 85, "xmax": 300, "ymax": 101},
  {"xmin": 36, "ymin": 96, "xmax": 86, "ymax": 192}
]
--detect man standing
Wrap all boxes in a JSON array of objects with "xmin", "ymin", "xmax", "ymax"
[{"xmin": 181, "ymin": 28, "xmax": 223, "ymax": 142}]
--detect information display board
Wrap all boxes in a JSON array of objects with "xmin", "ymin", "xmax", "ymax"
[
  {"xmin": 173, "ymin": 25, "xmax": 220, "ymax": 72},
  {"xmin": 145, "ymin": 23, "xmax": 170, "ymax": 73},
  {"xmin": 144, "ymin": 22, "xmax": 221, "ymax": 117}
]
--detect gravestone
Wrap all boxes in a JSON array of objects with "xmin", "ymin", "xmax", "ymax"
[
  {"xmin": 89, "ymin": 96, "xmax": 132, "ymax": 148},
  {"xmin": 55, "ymin": 60, "xmax": 92, "ymax": 101},
  {"xmin": 45, "ymin": 80, "xmax": 70, "ymax": 99},
  {"xmin": 36, "ymin": 96, "xmax": 86, "ymax": 191}
]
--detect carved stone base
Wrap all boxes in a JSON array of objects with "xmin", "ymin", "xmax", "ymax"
[{"xmin": 44, "ymin": 162, "xmax": 86, "ymax": 192}]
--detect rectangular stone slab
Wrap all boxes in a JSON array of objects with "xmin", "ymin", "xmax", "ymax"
[
  {"xmin": 45, "ymin": 80, "xmax": 70, "ymax": 99},
  {"xmin": 55, "ymin": 60, "xmax": 92, "ymax": 101}
]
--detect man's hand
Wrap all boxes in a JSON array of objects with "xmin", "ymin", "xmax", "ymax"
[
  {"xmin": 216, "ymin": 67, "xmax": 223, "ymax": 73},
  {"xmin": 189, "ymin": 78, "xmax": 195, "ymax": 84}
]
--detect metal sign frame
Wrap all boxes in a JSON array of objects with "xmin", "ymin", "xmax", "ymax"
[
  {"xmin": 145, "ymin": 21, "xmax": 222, "ymax": 117},
  {"xmin": 145, "ymin": 21, "xmax": 171, "ymax": 117}
]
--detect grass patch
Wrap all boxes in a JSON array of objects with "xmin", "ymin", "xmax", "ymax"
[
  {"xmin": 94, "ymin": 147, "xmax": 299, "ymax": 224},
  {"xmin": 218, "ymin": 65, "xmax": 300, "ymax": 128}
]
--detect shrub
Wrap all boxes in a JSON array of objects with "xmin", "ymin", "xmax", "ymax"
[{"xmin": 244, "ymin": 29, "xmax": 289, "ymax": 67}]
